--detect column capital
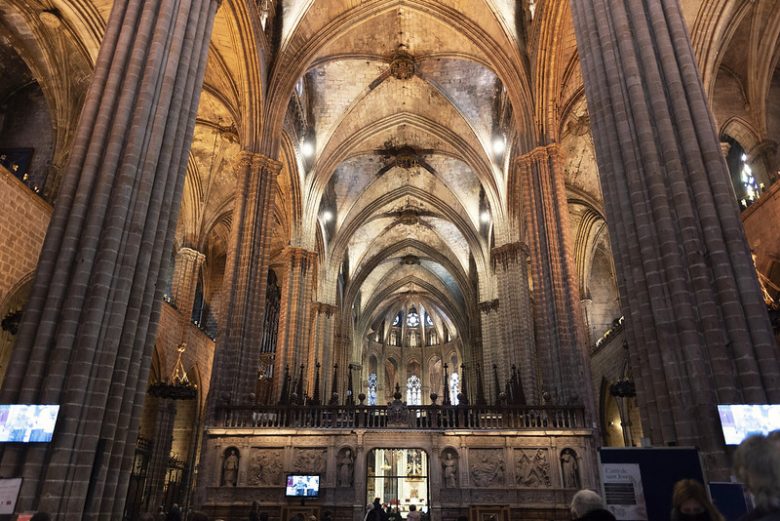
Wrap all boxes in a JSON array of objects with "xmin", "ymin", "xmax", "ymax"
[
  {"xmin": 478, "ymin": 299, "xmax": 499, "ymax": 314},
  {"xmin": 177, "ymin": 246, "xmax": 205, "ymax": 262},
  {"xmin": 491, "ymin": 241, "xmax": 529, "ymax": 268},
  {"xmin": 237, "ymin": 151, "xmax": 282, "ymax": 177},
  {"xmin": 285, "ymin": 246, "xmax": 318, "ymax": 262},
  {"xmin": 315, "ymin": 302, "xmax": 338, "ymax": 318},
  {"xmin": 513, "ymin": 144, "xmax": 560, "ymax": 168}
]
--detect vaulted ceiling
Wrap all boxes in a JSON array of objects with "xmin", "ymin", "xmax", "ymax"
[{"xmin": 272, "ymin": 0, "xmax": 532, "ymax": 346}]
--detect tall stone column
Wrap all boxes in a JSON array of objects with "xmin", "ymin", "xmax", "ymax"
[
  {"xmin": 0, "ymin": 0, "xmax": 219, "ymax": 518},
  {"xmin": 491, "ymin": 242, "xmax": 537, "ymax": 403},
  {"xmin": 171, "ymin": 246, "xmax": 206, "ymax": 321},
  {"xmin": 274, "ymin": 247, "xmax": 318, "ymax": 399},
  {"xmin": 311, "ymin": 302, "xmax": 338, "ymax": 398},
  {"xmin": 517, "ymin": 146, "xmax": 592, "ymax": 409},
  {"xmin": 144, "ymin": 399, "xmax": 177, "ymax": 512},
  {"xmin": 570, "ymin": 0, "xmax": 780, "ymax": 476},
  {"xmin": 478, "ymin": 300, "xmax": 500, "ymax": 399},
  {"xmin": 207, "ymin": 152, "xmax": 281, "ymax": 413}
]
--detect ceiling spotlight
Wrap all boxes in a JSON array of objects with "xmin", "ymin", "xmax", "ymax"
[
  {"xmin": 492, "ymin": 136, "xmax": 506, "ymax": 155},
  {"xmin": 322, "ymin": 210, "xmax": 333, "ymax": 223},
  {"xmin": 480, "ymin": 211, "xmax": 491, "ymax": 224},
  {"xmin": 301, "ymin": 140, "xmax": 315, "ymax": 158}
]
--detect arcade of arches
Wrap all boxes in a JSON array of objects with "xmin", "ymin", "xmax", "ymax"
[{"xmin": 0, "ymin": 1, "xmax": 780, "ymax": 520}]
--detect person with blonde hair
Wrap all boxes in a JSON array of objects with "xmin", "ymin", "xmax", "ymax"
[
  {"xmin": 734, "ymin": 431, "xmax": 780, "ymax": 521},
  {"xmin": 670, "ymin": 479, "xmax": 725, "ymax": 521},
  {"xmin": 570, "ymin": 489, "xmax": 616, "ymax": 521}
]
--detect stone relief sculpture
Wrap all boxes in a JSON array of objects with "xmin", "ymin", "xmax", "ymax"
[
  {"xmin": 221, "ymin": 447, "xmax": 240, "ymax": 487},
  {"xmin": 469, "ymin": 449, "xmax": 504, "ymax": 487},
  {"xmin": 248, "ymin": 450, "xmax": 284, "ymax": 486},
  {"xmin": 293, "ymin": 448, "xmax": 327, "ymax": 474},
  {"xmin": 515, "ymin": 449, "xmax": 552, "ymax": 488},
  {"xmin": 560, "ymin": 448, "xmax": 581, "ymax": 489},
  {"xmin": 441, "ymin": 450, "xmax": 458, "ymax": 488},
  {"xmin": 338, "ymin": 447, "xmax": 354, "ymax": 487}
]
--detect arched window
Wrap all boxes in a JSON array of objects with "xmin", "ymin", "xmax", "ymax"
[
  {"xmin": 739, "ymin": 153, "xmax": 760, "ymax": 206},
  {"xmin": 449, "ymin": 372, "xmax": 460, "ymax": 405},
  {"xmin": 406, "ymin": 307, "xmax": 420, "ymax": 328},
  {"xmin": 392, "ymin": 312, "xmax": 402, "ymax": 326},
  {"xmin": 406, "ymin": 375, "xmax": 421, "ymax": 405},
  {"xmin": 368, "ymin": 373, "xmax": 378, "ymax": 406}
]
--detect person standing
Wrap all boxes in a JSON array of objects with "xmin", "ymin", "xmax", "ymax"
[
  {"xmin": 734, "ymin": 431, "xmax": 780, "ymax": 521},
  {"xmin": 670, "ymin": 480, "xmax": 725, "ymax": 521},
  {"xmin": 569, "ymin": 490, "xmax": 616, "ymax": 521},
  {"xmin": 406, "ymin": 505, "xmax": 421, "ymax": 521}
]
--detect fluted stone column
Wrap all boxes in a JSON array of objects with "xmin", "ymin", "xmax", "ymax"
[
  {"xmin": 311, "ymin": 302, "xmax": 338, "ymax": 396},
  {"xmin": 478, "ymin": 300, "xmax": 500, "ymax": 399},
  {"xmin": 274, "ymin": 248, "xmax": 318, "ymax": 399},
  {"xmin": 171, "ymin": 246, "xmax": 206, "ymax": 321},
  {"xmin": 517, "ymin": 146, "xmax": 592, "ymax": 409},
  {"xmin": 207, "ymin": 152, "xmax": 281, "ymax": 414},
  {"xmin": 0, "ymin": 0, "xmax": 219, "ymax": 518},
  {"xmin": 491, "ymin": 242, "xmax": 537, "ymax": 402},
  {"xmin": 571, "ymin": 0, "xmax": 780, "ymax": 476},
  {"xmin": 144, "ymin": 399, "xmax": 177, "ymax": 512}
]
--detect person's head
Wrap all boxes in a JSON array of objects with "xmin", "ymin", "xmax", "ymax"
[
  {"xmin": 373, "ymin": 498, "xmax": 382, "ymax": 508},
  {"xmin": 734, "ymin": 431, "xmax": 780, "ymax": 511},
  {"xmin": 409, "ymin": 505, "xmax": 416, "ymax": 512},
  {"xmin": 30, "ymin": 514, "xmax": 51, "ymax": 521},
  {"xmin": 570, "ymin": 489, "xmax": 605, "ymax": 519},
  {"xmin": 672, "ymin": 479, "xmax": 723, "ymax": 521}
]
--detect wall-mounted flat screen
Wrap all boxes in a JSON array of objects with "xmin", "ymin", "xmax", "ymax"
[
  {"xmin": 0, "ymin": 405, "xmax": 59, "ymax": 443},
  {"xmin": 285, "ymin": 474, "xmax": 320, "ymax": 497},
  {"xmin": 718, "ymin": 404, "xmax": 780, "ymax": 445}
]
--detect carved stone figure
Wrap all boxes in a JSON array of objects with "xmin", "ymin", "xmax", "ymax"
[
  {"xmin": 469, "ymin": 449, "xmax": 504, "ymax": 487},
  {"xmin": 338, "ymin": 448, "xmax": 354, "ymax": 487},
  {"xmin": 293, "ymin": 448, "xmax": 327, "ymax": 473},
  {"xmin": 560, "ymin": 448, "xmax": 581, "ymax": 489},
  {"xmin": 515, "ymin": 449, "xmax": 551, "ymax": 488},
  {"xmin": 222, "ymin": 448, "xmax": 239, "ymax": 487},
  {"xmin": 442, "ymin": 450, "xmax": 458, "ymax": 488},
  {"xmin": 248, "ymin": 450, "xmax": 283, "ymax": 486}
]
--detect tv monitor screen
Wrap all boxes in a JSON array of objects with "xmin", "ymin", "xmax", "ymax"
[
  {"xmin": 0, "ymin": 405, "xmax": 59, "ymax": 443},
  {"xmin": 285, "ymin": 474, "xmax": 320, "ymax": 497},
  {"xmin": 718, "ymin": 404, "xmax": 780, "ymax": 445}
]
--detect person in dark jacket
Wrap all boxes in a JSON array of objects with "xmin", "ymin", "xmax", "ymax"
[
  {"xmin": 734, "ymin": 431, "xmax": 780, "ymax": 521},
  {"xmin": 570, "ymin": 490, "xmax": 616, "ymax": 521},
  {"xmin": 670, "ymin": 479, "xmax": 725, "ymax": 521},
  {"xmin": 166, "ymin": 504, "xmax": 182, "ymax": 521}
]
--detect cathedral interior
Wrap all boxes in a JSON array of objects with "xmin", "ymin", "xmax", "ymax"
[{"xmin": 1, "ymin": 0, "xmax": 780, "ymax": 520}]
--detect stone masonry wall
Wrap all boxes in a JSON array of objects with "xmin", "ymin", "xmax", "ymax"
[{"xmin": 0, "ymin": 165, "xmax": 51, "ymax": 306}]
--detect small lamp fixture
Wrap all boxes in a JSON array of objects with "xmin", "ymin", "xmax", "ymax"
[
  {"xmin": 492, "ymin": 135, "xmax": 506, "ymax": 155},
  {"xmin": 480, "ymin": 211, "xmax": 491, "ymax": 224},
  {"xmin": 301, "ymin": 139, "xmax": 315, "ymax": 158},
  {"xmin": 148, "ymin": 343, "xmax": 197, "ymax": 400}
]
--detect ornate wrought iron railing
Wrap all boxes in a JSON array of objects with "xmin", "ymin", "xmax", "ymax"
[{"xmin": 216, "ymin": 404, "xmax": 585, "ymax": 430}]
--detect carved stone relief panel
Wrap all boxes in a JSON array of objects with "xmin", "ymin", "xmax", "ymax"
[
  {"xmin": 514, "ymin": 448, "xmax": 552, "ymax": 488},
  {"xmin": 468, "ymin": 449, "xmax": 505, "ymax": 488},
  {"xmin": 293, "ymin": 448, "xmax": 327, "ymax": 474},
  {"xmin": 248, "ymin": 448, "xmax": 285, "ymax": 486}
]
